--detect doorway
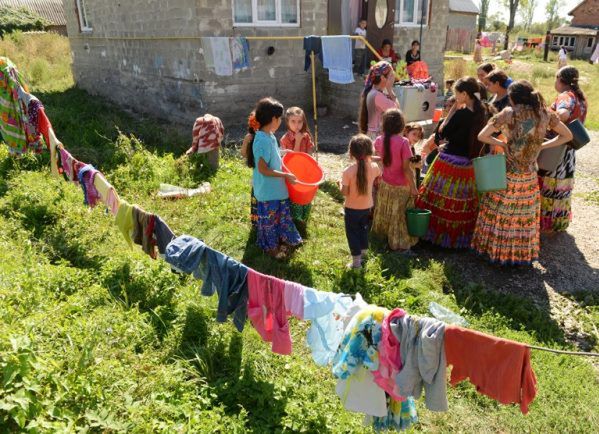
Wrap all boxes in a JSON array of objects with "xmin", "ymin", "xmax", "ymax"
[{"xmin": 366, "ymin": 0, "xmax": 395, "ymax": 54}]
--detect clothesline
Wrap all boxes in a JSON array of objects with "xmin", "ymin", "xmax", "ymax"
[
  {"xmin": 51, "ymin": 135, "xmax": 599, "ymax": 360},
  {"xmin": 526, "ymin": 345, "xmax": 599, "ymax": 357},
  {"xmin": 3, "ymin": 56, "xmax": 599, "ymax": 427}
]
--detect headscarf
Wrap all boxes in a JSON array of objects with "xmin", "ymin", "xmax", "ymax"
[{"xmin": 363, "ymin": 61, "xmax": 393, "ymax": 96}]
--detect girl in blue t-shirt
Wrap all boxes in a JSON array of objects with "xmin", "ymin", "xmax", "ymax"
[{"xmin": 246, "ymin": 97, "xmax": 302, "ymax": 257}]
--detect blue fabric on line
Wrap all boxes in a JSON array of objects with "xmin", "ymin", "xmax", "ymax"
[{"xmin": 165, "ymin": 235, "xmax": 249, "ymax": 331}]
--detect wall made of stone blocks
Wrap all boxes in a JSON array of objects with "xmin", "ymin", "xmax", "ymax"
[{"xmin": 65, "ymin": 0, "xmax": 326, "ymax": 129}]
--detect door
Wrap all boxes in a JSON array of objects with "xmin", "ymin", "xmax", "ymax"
[{"xmin": 367, "ymin": 0, "xmax": 395, "ymax": 54}]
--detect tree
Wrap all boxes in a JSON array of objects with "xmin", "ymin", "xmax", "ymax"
[
  {"xmin": 478, "ymin": 0, "xmax": 491, "ymax": 32},
  {"xmin": 519, "ymin": 0, "xmax": 537, "ymax": 32},
  {"xmin": 546, "ymin": 0, "xmax": 565, "ymax": 31},
  {"xmin": 502, "ymin": 0, "xmax": 521, "ymax": 50}
]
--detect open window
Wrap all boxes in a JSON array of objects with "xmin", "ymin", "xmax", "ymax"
[
  {"xmin": 233, "ymin": 0, "xmax": 300, "ymax": 27},
  {"xmin": 76, "ymin": 0, "xmax": 92, "ymax": 32}
]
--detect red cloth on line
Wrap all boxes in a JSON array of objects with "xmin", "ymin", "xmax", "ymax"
[
  {"xmin": 444, "ymin": 325, "xmax": 537, "ymax": 414},
  {"xmin": 37, "ymin": 107, "xmax": 51, "ymax": 150},
  {"xmin": 247, "ymin": 269, "xmax": 292, "ymax": 355}
]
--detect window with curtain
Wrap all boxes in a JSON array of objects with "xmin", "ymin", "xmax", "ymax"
[
  {"xmin": 233, "ymin": 0, "xmax": 299, "ymax": 26},
  {"xmin": 395, "ymin": 0, "xmax": 429, "ymax": 26},
  {"xmin": 234, "ymin": 0, "xmax": 253, "ymax": 23}
]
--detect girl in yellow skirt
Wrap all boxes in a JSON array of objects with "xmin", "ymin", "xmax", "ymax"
[
  {"xmin": 372, "ymin": 109, "xmax": 418, "ymax": 252},
  {"xmin": 473, "ymin": 80, "xmax": 572, "ymax": 265}
]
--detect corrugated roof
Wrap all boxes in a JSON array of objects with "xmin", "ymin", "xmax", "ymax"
[
  {"xmin": 0, "ymin": 0, "xmax": 66, "ymax": 26},
  {"xmin": 449, "ymin": 0, "xmax": 480, "ymax": 14},
  {"xmin": 550, "ymin": 25, "xmax": 598, "ymax": 36}
]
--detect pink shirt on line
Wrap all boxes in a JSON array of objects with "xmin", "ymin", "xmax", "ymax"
[
  {"xmin": 374, "ymin": 134, "xmax": 413, "ymax": 186},
  {"xmin": 341, "ymin": 161, "xmax": 381, "ymax": 210}
]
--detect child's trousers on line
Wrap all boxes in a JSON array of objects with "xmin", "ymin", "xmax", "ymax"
[{"xmin": 344, "ymin": 207, "xmax": 371, "ymax": 256}]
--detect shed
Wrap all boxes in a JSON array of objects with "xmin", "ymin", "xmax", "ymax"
[
  {"xmin": 445, "ymin": 0, "xmax": 479, "ymax": 52},
  {"xmin": 0, "ymin": 0, "xmax": 67, "ymax": 35},
  {"xmin": 550, "ymin": 25, "xmax": 598, "ymax": 59}
]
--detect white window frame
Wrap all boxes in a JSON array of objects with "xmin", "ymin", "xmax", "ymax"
[
  {"xmin": 567, "ymin": 37, "xmax": 576, "ymax": 47},
  {"xmin": 232, "ymin": 0, "xmax": 301, "ymax": 27},
  {"xmin": 395, "ymin": 0, "xmax": 430, "ymax": 27},
  {"xmin": 76, "ymin": 0, "xmax": 92, "ymax": 33},
  {"xmin": 587, "ymin": 37, "xmax": 594, "ymax": 48}
]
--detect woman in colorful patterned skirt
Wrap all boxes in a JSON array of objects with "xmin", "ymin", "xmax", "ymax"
[
  {"xmin": 415, "ymin": 77, "xmax": 492, "ymax": 248},
  {"xmin": 472, "ymin": 80, "xmax": 573, "ymax": 265},
  {"xmin": 538, "ymin": 66, "xmax": 588, "ymax": 232}
]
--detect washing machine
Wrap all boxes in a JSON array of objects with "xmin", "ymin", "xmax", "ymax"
[{"xmin": 394, "ymin": 84, "xmax": 437, "ymax": 122}]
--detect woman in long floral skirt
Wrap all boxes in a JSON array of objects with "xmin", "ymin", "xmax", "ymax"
[
  {"xmin": 416, "ymin": 77, "xmax": 492, "ymax": 248},
  {"xmin": 538, "ymin": 66, "xmax": 588, "ymax": 232},
  {"xmin": 473, "ymin": 80, "xmax": 573, "ymax": 265}
]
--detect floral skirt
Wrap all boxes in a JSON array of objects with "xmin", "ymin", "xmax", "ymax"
[
  {"xmin": 250, "ymin": 188, "xmax": 258, "ymax": 227},
  {"xmin": 290, "ymin": 202, "xmax": 312, "ymax": 223},
  {"xmin": 256, "ymin": 199, "xmax": 302, "ymax": 251},
  {"xmin": 414, "ymin": 152, "xmax": 478, "ymax": 248},
  {"xmin": 367, "ymin": 396, "xmax": 418, "ymax": 432},
  {"xmin": 372, "ymin": 181, "xmax": 418, "ymax": 250},
  {"xmin": 472, "ymin": 170, "xmax": 540, "ymax": 265},
  {"xmin": 539, "ymin": 176, "xmax": 574, "ymax": 232}
]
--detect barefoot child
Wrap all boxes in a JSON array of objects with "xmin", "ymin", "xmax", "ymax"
[
  {"xmin": 246, "ymin": 98, "xmax": 302, "ymax": 257},
  {"xmin": 373, "ymin": 109, "xmax": 418, "ymax": 252},
  {"xmin": 280, "ymin": 107, "xmax": 315, "ymax": 229},
  {"xmin": 341, "ymin": 134, "xmax": 382, "ymax": 268}
]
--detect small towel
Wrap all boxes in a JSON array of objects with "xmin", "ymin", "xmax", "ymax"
[{"xmin": 321, "ymin": 36, "xmax": 354, "ymax": 84}]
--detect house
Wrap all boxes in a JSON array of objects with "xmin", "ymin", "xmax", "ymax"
[
  {"xmin": 550, "ymin": 0, "xmax": 598, "ymax": 59},
  {"xmin": 445, "ymin": 0, "xmax": 479, "ymax": 53},
  {"xmin": 0, "ymin": 0, "xmax": 67, "ymax": 35},
  {"xmin": 64, "ymin": 0, "xmax": 448, "ymax": 126}
]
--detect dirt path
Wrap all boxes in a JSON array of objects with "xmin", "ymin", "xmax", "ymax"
[{"xmin": 317, "ymin": 133, "xmax": 599, "ymax": 350}]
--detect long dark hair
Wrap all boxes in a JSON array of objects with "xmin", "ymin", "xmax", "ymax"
[
  {"xmin": 486, "ymin": 69, "xmax": 509, "ymax": 88},
  {"xmin": 246, "ymin": 97, "xmax": 284, "ymax": 168},
  {"xmin": 477, "ymin": 62, "xmax": 495, "ymax": 75},
  {"xmin": 358, "ymin": 78, "xmax": 382, "ymax": 134},
  {"xmin": 557, "ymin": 66, "xmax": 587, "ymax": 108},
  {"xmin": 381, "ymin": 108, "xmax": 405, "ymax": 167},
  {"xmin": 507, "ymin": 80, "xmax": 546, "ymax": 122},
  {"xmin": 349, "ymin": 134, "xmax": 374, "ymax": 195},
  {"xmin": 454, "ymin": 77, "xmax": 493, "ymax": 158}
]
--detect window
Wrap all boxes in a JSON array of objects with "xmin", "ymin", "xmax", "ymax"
[
  {"xmin": 588, "ymin": 38, "xmax": 594, "ymax": 48},
  {"xmin": 395, "ymin": 0, "xmax": 429, "ymax": 26},
  {"xmin": 233, "ymin": 0, "xmax": 299, "ymax": 26},
  {"xmin": 76, "ymin": 0, "xmax": 92, "ymax": 32},
  {"xmin": 568, "ymin": 37, "xmax": 576, "ymax": 47},
  {"xmin": 552, "ymin": 36, "xmax": 558, "ymax": 45},
  {"xmin": 558, "ymin": 36, "xmax": 564, "ymax": 45}
]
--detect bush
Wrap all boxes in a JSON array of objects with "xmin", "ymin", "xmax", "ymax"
[{"xmin": 0, "ymin": 8, "xmax": 48, "ymax": 36}]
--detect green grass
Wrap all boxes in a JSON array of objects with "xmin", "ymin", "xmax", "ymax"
[
  {"xmin": 0, "ymin": 33, "xmax": 598, "ymax": 433},
  {"xmin": 444, "ymin": 54, "xmax": 599, "ymax": 130}
]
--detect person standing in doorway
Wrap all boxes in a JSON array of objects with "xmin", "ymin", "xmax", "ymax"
[{"xmin": 353, "ymin": 19, "xmax": 368, "ymax": 75}]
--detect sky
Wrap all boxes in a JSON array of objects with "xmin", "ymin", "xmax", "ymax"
[{"xmin": 487, "ymin": 0, "xmax": 582, "ymax": 24}]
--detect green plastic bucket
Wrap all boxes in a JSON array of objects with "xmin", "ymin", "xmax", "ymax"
[
  {"xmin": 472, "ymin": 153, "xmax": 507, "ymax": 193},
  {"xmin": 406, "ymin": 208, "xmax": 431, "ymax": 237}
]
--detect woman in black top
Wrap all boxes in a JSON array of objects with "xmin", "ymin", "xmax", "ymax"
[
  {"xmin": 415, "ymin": 77, "xmax": 492, "ymax": 248},
  {"xmin": 405, "ymin": 40, "xmax": 421, "ymax": 65},
  {"xmin": 486, "ymin": 69, "xmax": 513, "ymax": 112}
]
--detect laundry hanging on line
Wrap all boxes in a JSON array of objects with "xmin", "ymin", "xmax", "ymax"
[
  {"xmin": 201, "ymin": 37, "xmax": 251, "ymax": 76},
  {"xmin": 321, "ymin": 35, "xmax": 354, "ymax": 84},
  {"xmin": 9, "ymin": 56, "xmax": 598, "ymax": 432}
]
